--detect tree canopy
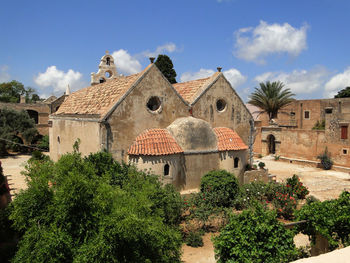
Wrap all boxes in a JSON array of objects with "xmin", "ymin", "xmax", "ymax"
[
  {"xmin": 334, "ymin": 86, "xmax": 350, "ymax": 98},
  {"xmin": 0, "ymin": 81, "xmax": 41, "ymax": 103},
  {"xmin": 9, "ymin": 151, "xmax": 183, "ymax": 262},
  {"xmin": 0, "ymin": 108, "xmax": 38, "ymax": 155},
  {"xmin": 248, "ymin": 81, "xmax": 295, "ymax": 121},
  {"xmin": 155, "ymin": 54, "xmax": 177, "ymax": 84}
]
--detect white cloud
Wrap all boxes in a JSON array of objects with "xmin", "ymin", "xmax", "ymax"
[
  {"xmin": 34, "ymin": 66, "xmax": 84, "ymax": 94},
  {"xmin": 112, "ymin": 49, "xmax": 142, "ymax": 75},
  {"xmin": 254, "ymin": 66, "xmax": 329, "ymax": 95},
  {"xmin": 324, "ymin": 67, "xmax": 350, "ymax": 97},
  {"xmin": 143, "ymin": 43, "xmax": 178, "ymax": 57},
  {"xmin": 234, "ymin": 21, "xmax": 308, "ymax": 64},
  {"xmin": 180, "ymin": 68, "xmax": 247, "ymax": 88},
  {"xmin": 0, "ymin": 65, "xmax": 11, "ymax": 82}
]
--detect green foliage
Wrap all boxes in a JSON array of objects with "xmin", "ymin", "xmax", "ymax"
[
  {"xmin": 273, "ymin": 192, "xmax": 297, "ymax": 220},
  {"xmin": 0, "ymin": 81, "xmax": 40, "ymax": 103},
  {"xmin": 312, "ymin": 119, "xmax": 325, "ymax": 130},
  {"xmin": 296, "ymin": 191, "xmax": 350, "ymax": 250},
  {"xmin": 274, "ymin": 155, "xmax": 280, "ymax": 161},
  {"xmin": 0, "ymin": 208, "xmax": 18, "ymax": 263},
  {"xmin": 200, "ymin": 170, "xmax": 240, "ymax": 208},
  {"xmin": 286, "ymin": 175, "xmax": 309, "ymax": 199},
  {"xmin": 334, "ymin": 86, "xmax": 350, "ymax": 98},
  {"xmin": 306, "ymin": 195, "xmax": 320, "ymax": 205},
  {"xmin": 249, "ymin": 81, "xmax": 295, "ymax": 121},
  {"xmin": 9, "ymin": 151, "xmax": 182, "ymax": 262},
  {"xmin": 214, "ymin": 203, "xmax": 298, "ymax": 263},
  {"xmin": 0, "ymin": 108, "xmax": 38, "ymax": 155},
  {"xmin": 258, "ymin": 161, "xmax": 265, "ymax": 169},
  {"xmin": 37, "ymin": 135, "xmax": 49, "ymax": 151},
  {"xmin": 185, "ymin": 231, "xmax": 204, "ymax": 247},
  {"xmin": 317, "ymin": 147, "xmax": 333, "ymax": 170},
  {"xmin": 155, "ymin": 54, "xmax": 177, "ymax": 84}
]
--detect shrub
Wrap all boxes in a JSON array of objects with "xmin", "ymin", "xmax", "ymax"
[
  {"xmin": 312, "ymin": 120, "xmax": 325, "ymax": 130},
  {"xmin": 306, "ymin": 195, "xmax": 320, "ymax": 205},
  {"xmin": 317, "ymin": 147, "xmax": 333, "ymax": 170},
  {"xmin": 185, "ymin": 231, "xmax": 204, "ymax": 247},
  {"xmin": 258, "ymin": 154, "xmax": 263, "ymax": 158},
  {"xmin": 200, "ymin": 170, "xmax": 240, "ymax": 208},
  {"xmin": 214, "ymin": 204, "xmax": 298, "ymax": 263},
  {"xmin": 274, "ymin": 155, "xmax": 280, "ymax": 161},
  {"xmin": 37, "ymin": 135, "xmax": 49, "ymax": 151},
  {"xmin": 273, "ymin": 191, "xmax": 297, "ymax": 220},
  {"xmin": 286, "ymin": 175, "xmax": 309, "ymax": 199},
  {"xmin": 258, "ymin": 162, "xmax": 265, "ymax": 169}
]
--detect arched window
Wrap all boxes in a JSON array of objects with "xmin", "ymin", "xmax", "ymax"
[
  {"xmin": 234, "ymin": 157, "xmax": 239, "ymax": 168},
  {"xmin": 106, "ymin": 57, "xmax": 111, "ymax": 65},
  {"xmin": 99, "ymin": 77, "xmax": 106, "ymax": 83},
  {"xmin": 164, "ymin": 164, "xmax": 170, "ymax": 176}
]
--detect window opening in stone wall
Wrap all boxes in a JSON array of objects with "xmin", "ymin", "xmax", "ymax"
[
  {"xmin": 341, "ymin": 126, "xmax": 348, "ymax": 139},
  {"xmin": 147, "ymin": 96, "xmax": 161, "ymax": 111},
  {"xmin": 304, "ymin": 111, "xmax": 310, "ymax": 119},
  {"xmin": 164, "ymin": 164, "xmax": 170, "ymax": 176},
  {"xmin": 231, "ymin": 107, "xmax": 234, "ymax": 121},
  {"xmin": 105, "ymin": 71, "xmax": 112, "ymax": 78},
  {"xmin": 57, "ymin": 136, "xmax": 60, "ymax": 144},
  {"xmin": 26, "ymin": 110, "xmax": 39, "ymax": 124},
  {"xmin": 290, "ymin": 112, "xmax": 295, "ymax": 116},
  {"xmin": 342, "ymin": 149, "xmax": 348, "ymax": 155},
  {"xmin": 99, "ymin": 78, "xmax": 106, "ymax": 83},
  {"xmin": 106, "ymin": 57, "xmax": 110, "ymax": 65},
  {"xmin": 216, "ymin": 99, "xmax": 227, "ymax": 112},
  {"xmin": 234, "ymin": 157, "xmax": 239, "ymax": 168},
  {"xmin": 325, "ymin": 108, "xmax": 333, "ymax": 114}
]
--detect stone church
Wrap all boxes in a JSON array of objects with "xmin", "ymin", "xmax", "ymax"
[{"xmin": 50, "ymin": 52, "xmax": 254, "ymax": 189}]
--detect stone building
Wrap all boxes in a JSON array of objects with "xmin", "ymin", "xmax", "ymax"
[
  {"xmin": 249, "ymin": 98, "xmax": 350, "ymax": 167},
  {"xmin": 50, "ymin": 52, "xmax": 254, "ymax": 189}
]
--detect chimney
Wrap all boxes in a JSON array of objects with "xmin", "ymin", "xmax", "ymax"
[
  {"xmin": 149, "ymin": 57, "xmax": 155, "ymax": 64},
  {"xmin": 217, "ymin": 67, "xmax": 222, "ymax": 72}
]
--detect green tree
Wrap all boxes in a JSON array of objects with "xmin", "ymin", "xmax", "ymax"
[
  {"xmin": 155, "ymin": 54, "xmax": 177, "ymax": 84},
  {"xmin": 9, "ymin": 151, "xmax": 183, "ymax": 263},
  {"xmin": 334, "ymin": 86, "xmax": 350, "ymax": 98},
  {"xmin": 0, "ymin": 81, "xmax": 40, "ymax": 103},
  {"xmin": 0, "ymin": 108, "xmax": 38, "ymax": 155},
  {"xmin": 249, "ymin": 81, "xmax": 295, "ymax": 121},
  {"xmin": 214, "ymin": 204, "xmax": 298, "ymax": 263}
]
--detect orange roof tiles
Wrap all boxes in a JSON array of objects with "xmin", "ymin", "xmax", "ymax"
[
  {"xmin": 128, "ymin": 129, "xmax": 183, "ymax": 156},
  {"xmin": 213, "ymin": 127, "xmax": 248, "ymax": 151},
  {"xmin": 55, "ymin": 65, "xmax": 151, "ymax": 118},
  {"xmin": 173, "ymin": 72, "xmax": 220, "ymax": 104}
]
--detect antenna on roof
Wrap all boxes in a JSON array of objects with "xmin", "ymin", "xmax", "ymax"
[
  {"xmin": 217, "ymin": 67, "xmax": 222, "ymax": 72},
  {"xmin": 149, "ymin": 57, "xmax": 155, "ymax": 64}
]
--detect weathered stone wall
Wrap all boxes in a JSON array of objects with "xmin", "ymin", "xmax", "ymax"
[
  {"xmin": 219, "ymin": 150, "xmax": 247, "ymax": 184},
  {"xmin": 128, "ymin": 154, "xmax": 185, "ymax": 189},
  {"xmin": 243, "ymin": 169, "xmax": 269, "ymax": 184},
  {"xmin": 105, "ymin": 66, "xmax": 189, "ymax": 162},
  {"xmin": 191, "ymin": 75, "xmax": 253, "ymax": 145},
  {"xmin": 49, "ymin": 118, "xmax": 101, "ymax": 161}
]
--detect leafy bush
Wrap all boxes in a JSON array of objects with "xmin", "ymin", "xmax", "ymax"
[
  {"xmin": 273, "ymin": 192, "xmax": 297, "ymax": 220},
  {"xmin": 258, "ymin": 162, "xmax": 265, "ymax": 169},
  {"xmin": 37, "ymin": 135, "xmax": 49, "ymax": 151},
  {"xmin": 306, "ymin": 195, "xmax": 320, "ymax": 205},
  {"xmin": 214, "ymin": 204, "xmax": 298, "ymax": 263},
  {"xmin": 274, "ymin": 155, "xmax": 280, "ymax": 161},
  {"xmin": 312, "ymin": 120, "xmax": 325, "ymax": 130},
  {"xmin": 317, "ymin": 147, "xmax": 333, "ymax": 170},
  {"xmin": 185, "ymin": 231, "xmax": 204, "ymax": 247},
  {"xmin": 296, "ymin": 191, "xmax": 350, "ymax": 250},
  {"xmin": 9, "ymin": 151, "xmax": 183, "ymax": 263},
  {"xmin": 286, "ymin": 175, "xmax": 309, "ymax": 199},
  {"xmin": 200, "ymin": 170, "xmax": 239, "ymax": 208}
]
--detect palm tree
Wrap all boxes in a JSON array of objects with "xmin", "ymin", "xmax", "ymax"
[{"xmin": 249, "ymin": 81, "xmax": 295, "ymax": 121}]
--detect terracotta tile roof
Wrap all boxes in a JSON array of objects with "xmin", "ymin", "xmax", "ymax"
[
  {"xmin": 213, "ymin": 127, "xmax": 248, "ymax": 151},
  {"xmin": 173, "ymin": 72, "xmax": 220, "ymax": 104},
  {"xmin": 128, "ymin": 129, "xmax": 183, "ymax": 156},
  {"xmin": 55, "ymin": 65, "xmax": 151, "ymax": 117}
]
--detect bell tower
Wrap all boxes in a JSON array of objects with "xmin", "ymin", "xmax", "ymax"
[{"xmin": 91, "ymin": 51, "xmax": 118, "ymax": 85}]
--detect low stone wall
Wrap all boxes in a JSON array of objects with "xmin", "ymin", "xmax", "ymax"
[{"xmin": 243, "ymin": 169, "xmax": 269, "ymax": 184}]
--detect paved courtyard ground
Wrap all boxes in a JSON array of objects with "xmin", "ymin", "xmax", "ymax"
[{"xmin": 1, "ymin": 154, "xmax": 350, "ymax": 262}]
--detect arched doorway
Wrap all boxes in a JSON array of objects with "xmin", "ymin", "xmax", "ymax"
[
  {"xmin": 267, "ymin": 134, "xmax": 276, "ymax": 154},
  {"xmin": 26, "ymin": 110, "xmax": 39, "ymax": 124}
]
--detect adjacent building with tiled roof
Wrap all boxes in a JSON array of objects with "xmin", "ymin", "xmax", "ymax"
[{"xmin": 50, "ymin": 52, "xmax": 254, "ymax": 190}]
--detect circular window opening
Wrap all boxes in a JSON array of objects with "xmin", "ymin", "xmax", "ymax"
[
  {"xmin": 105, "ymin": 71, "xmax": 112, "ymax": 78},
  {"xmin": 216, "ymin": 99, "xmax": 227, "ymax": 112},
  {"xmin": 147, "ymin": 96, "xmax": 161, "ymax": 111}
]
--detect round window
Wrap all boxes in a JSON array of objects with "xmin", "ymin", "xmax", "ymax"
[
  {"xmin": 147, "ymin": 96, "xmax": 161, "ymax": 111},
  {"xmin": 105, "ymin": 71, "xmax": 112, "ymax": 78},
  {"xmin": 216, "ymin": 99, "xmax": 227, "ymax": 112}
]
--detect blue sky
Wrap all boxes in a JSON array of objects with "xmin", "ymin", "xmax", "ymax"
[{"xmin": 1, "ymin": 0, "xmax": 350, "ymax": 100}]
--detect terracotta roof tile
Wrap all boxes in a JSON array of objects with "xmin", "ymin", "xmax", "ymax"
[
  {"xmin": 173, "ymin": 72, "xmax": 220, "ymax": 104},
  {"xmin": 128, "ymin": 129, "xmax": 183, "ymax": 156},
  {"xmin": 213, "ymin": 127, "xmax": 248, "ymax": 151},
  {"xmin": 55, "ymin": 65, "xmax": 151, "ymax": 118}
]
